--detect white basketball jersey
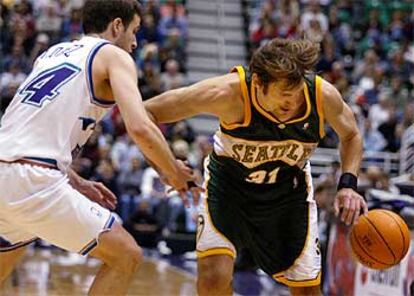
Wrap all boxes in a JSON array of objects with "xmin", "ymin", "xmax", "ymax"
[{"xmin": 0, "ymin": 36, "xmax": 114, "ymax": 171}]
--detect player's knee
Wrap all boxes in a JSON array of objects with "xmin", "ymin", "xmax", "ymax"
[
  {"xmin": 95, "ymin": 224, "xmax": 143, "ymax": 273},
  {"xmin": 115, "ymin": 241, "xmax": 143, "ymax": 273}
]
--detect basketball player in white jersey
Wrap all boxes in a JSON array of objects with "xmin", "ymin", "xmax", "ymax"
[{"xmin": 0, "ymin": 0, "xmax": 195, "ymax": 294}]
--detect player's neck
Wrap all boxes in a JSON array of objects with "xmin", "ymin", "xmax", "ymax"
[{"xmin": 87, "ymin": 32, "xmax": 113, "ymax": 43}]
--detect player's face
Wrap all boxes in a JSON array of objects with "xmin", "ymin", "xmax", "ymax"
[
  {"xmin": 116, "ymin": 14, "xmax": 140, "ymax": 53},
  {"xmin": 258, "ymin": 80, "xmax": 305, "ymax": 120}
]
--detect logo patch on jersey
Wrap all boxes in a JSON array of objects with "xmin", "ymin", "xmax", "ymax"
[
  {"xmin": 79, "ymin": 117, "xmax": 96, "ymax": 131},
  {"xmin": 303, "ymin": 122, "xmax": 310, "ymax": 130},
  {"xmin": 90, "ymin": 206, "xmax": 102, "ymax": 218}
]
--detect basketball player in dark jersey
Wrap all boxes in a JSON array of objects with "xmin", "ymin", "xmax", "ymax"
[{"xmin": 144, "ymin": 38, "xmax": 368, "ymax": 296}]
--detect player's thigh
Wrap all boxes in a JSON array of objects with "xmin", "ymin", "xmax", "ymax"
[
  {"xmin": 198, "ymin": 254, "xmax": 234, "ymax": 284},
  {"xmin": 89, "ymin": 221, "xmax": 142, "ymax": 266},
  {"xmin": 3, "ymin": 169, "xmax": 114, "ymax": 255}
]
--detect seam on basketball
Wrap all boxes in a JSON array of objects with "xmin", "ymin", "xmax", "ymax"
[
  {"xmin": 365, "ymin": 216, "xmax": 397, "ymax": 264},
  {"xmin": 381, "ymin": 211, "xmax": 407, "ymax": 260},
  {"xmin": 351, "ymin": 228, "xmax": 391, "ymax": 266}
]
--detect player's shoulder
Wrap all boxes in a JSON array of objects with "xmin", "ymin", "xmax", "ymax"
[
  {"xmin": 95, "ymin": 43, "xmax": 134, "ymax": 66},
  {"xmin": 319, "ymin": 76, "xmax": 345, "ymax": 115},
  {"xmin": 319, "ymin": 77, "xmax": 341, "ymax": 99},
  {"xmin": 199, "ymin": 71, "xmax": 240, "ymax": 99}
]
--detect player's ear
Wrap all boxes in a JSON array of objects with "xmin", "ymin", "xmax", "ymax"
[
  {"xmin": 112, "ymin": 18, "xmax": 124, "ymax": 37},
  {"xmin": 252, "ymin": 73, "xmax": 263, "ymax": 87}
]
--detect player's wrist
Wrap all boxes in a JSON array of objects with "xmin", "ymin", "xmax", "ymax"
[{"xmin": 337, "ymin": 172, "xmax": 358, "ymax": 192}]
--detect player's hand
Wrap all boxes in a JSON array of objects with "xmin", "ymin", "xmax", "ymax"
[
  {"xmin": 77, "ymin": 180, "xmax": 117, "ymax": 210},
  {"xmin": 334, "ymin": 188, "xmax": 368, "ymax": 225},
  {"xmin": 165, "ymin": 160, "xmax": 204, "ymax": 207}
]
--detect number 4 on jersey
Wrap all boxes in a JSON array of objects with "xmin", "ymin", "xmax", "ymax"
[{"xmin": 20, "ymin": 63, "xmax": 80, "ymax": 107}]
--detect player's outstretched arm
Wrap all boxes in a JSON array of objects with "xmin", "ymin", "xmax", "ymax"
[
  {"xmin": 144, "ymin": 73, "xmax": 237, "ymax": 124},
  {"xmin": 322, "ymin": 79, "xmax": 368, "ymax": 225},
  {"xmin": 98, "ymin": 45, "xmax": 191, "ymax": 191}
]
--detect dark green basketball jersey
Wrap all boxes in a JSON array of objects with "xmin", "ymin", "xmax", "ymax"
[{"xmin": 208, "ymin": 66, "xmax": 325, "ymax": 198}]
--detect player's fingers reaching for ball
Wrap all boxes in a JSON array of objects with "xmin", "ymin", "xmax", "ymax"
[
  {"xmin": 340, "ymin": 196, "xmax": 351, "ymax": 224},
  {"xmin": 353, "ymin": 199, "xmax": 362, "ymax": 225},
  {"xmin": 334, "ymin": 198, "xmax": 340, "ymax": 217},
  {"xmin": 345, "ymin": 197, "xmax": 357, "ymax": 225},
  {"xmin": 361, "ymin": 196, "xmax": 368, "ymax": 215}
]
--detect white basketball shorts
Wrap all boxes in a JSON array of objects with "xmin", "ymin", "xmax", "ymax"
[{"xmin": 0, "ymin": 163, "xmax": 113, "ymax": 255}]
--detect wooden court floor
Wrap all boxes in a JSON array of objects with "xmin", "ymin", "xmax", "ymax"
[{"xmin": 1, "ymin": 248, "xmax": 196, "ymax": 296}]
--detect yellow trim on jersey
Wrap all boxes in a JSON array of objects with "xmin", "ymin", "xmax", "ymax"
[
  {"xmin": 197, "ymin": 248, "xmax": 236, "ymax": 259},
  {"xmin": 315, "ymin": 76, "xmax": 325, "ymax": 138},
  {"xmin": 274, "ymin": 272, "xmax": 321, "ymax": 287},
  {"xmin": 200, "ymin": 156, "xmax": 237, "ymax": 254},
  {"xmin": 251, "ymin": 81, "xmax": 311, "ymax": 124},
  {"xmin": 220, "ymin": 66, "xmax": 252, "ymax": 130}
]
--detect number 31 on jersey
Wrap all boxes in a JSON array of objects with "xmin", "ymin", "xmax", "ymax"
[{"xmin": 246, "ymin": 167, "xmax": 280, "ymax": 184}]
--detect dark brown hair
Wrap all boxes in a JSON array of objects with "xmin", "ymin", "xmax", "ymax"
[
  {"xmin": 249, "ymin": 38, "xmax": 320, "ymax": 91},
  {"xmin": 82, "ymin": 0, "xmax": 142, "ymax": 34}
]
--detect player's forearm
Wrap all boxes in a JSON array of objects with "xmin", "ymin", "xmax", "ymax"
[
  {"xmin": 128, "ymin": 121, "xmax": 178, "ymax": 179},
  {"xmin": 339, "ymin": 131, "xmax": 363, "ymax": 176},
  {"xmin": 67, "ymin": 166, "xmax": 86, "ymax": 189}
]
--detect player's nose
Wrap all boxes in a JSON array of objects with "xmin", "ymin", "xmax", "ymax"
[{"xmin": 131, "ymin": 37, "xmax": 137, "ymax": 51}]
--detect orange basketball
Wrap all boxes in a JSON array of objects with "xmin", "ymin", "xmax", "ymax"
[{"xmin": 349, "ymin": 209, "xmax": 411, "ymax": 270}]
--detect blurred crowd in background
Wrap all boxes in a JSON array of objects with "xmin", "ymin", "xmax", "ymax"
[{"xmin": 1, "ymin": 0, "xmax": 414, "ymax": 272}]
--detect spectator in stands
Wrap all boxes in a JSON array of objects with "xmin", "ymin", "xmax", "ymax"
[
  {"xmin": 388, "ymin": 48, "xmax": 412, "ymax": 85},
  {"xmin": 160, "ymin": 29, "xmax": 185, "ymax": 70},
  {"xmin": 136, "ymin": 14, "xmax": 163, "ymax": 46},
  {"xmin": 2, "ymin": 44, "xmax": 30, "ymax": 73},
  {"xmin": 251, "ymin": 18, "xmax": 278, "ymax": 49},
  {"xmin": 140, "ymin": 165, "xmax": 165, "ymax": 201},
  {"xmin": 0, "ymin": 62, "xmax": 26, "ymax": 94},
  {"xmin": 139, "ymin": 60, "xmax": 162, "ymax": 100},
  {"xmin": 160, "ymin": 58, "xmax": 187, "ymax": 91},
  {"xmin": 117, "ymin": 157, "xmax": 144, "ymax": 221},
  {"xmin": 92, "ymin": 159, "xmax": 119, "ymax": 198},
  {"xmin": 300, "ymin": 0, "xmax": 329, "ymax": 34},
  {"xmin": 168, "ymin": 120, "xmax": 195, "ymax": 144},
  {"xmin": 29, "ymin": 33, "xmax": 49, "ymax": 65},
  {"xmin": 362, "ymin": 119, "xmax": 387, "ymax": 152},
  {"xmin": 125, "ymin": 200, "xmax": 160, "ymax": 249},
  {"xmin": 275, "ymin": 0, "xmax": 299, "ymax": 38},
  {"xmin": 35, "ymin": 2, "xmax": 62, "ymax": 43},
  {"xmin": 159, "ymin": 0, "xmax": 188, "ymax": 40},
  {"xmin": 60, "ymin": 7, "xmax": 83, "ymax": 41},
  {"xmin": 368, "ymin": 91, "xmax": 393, "ymax": 131}
]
